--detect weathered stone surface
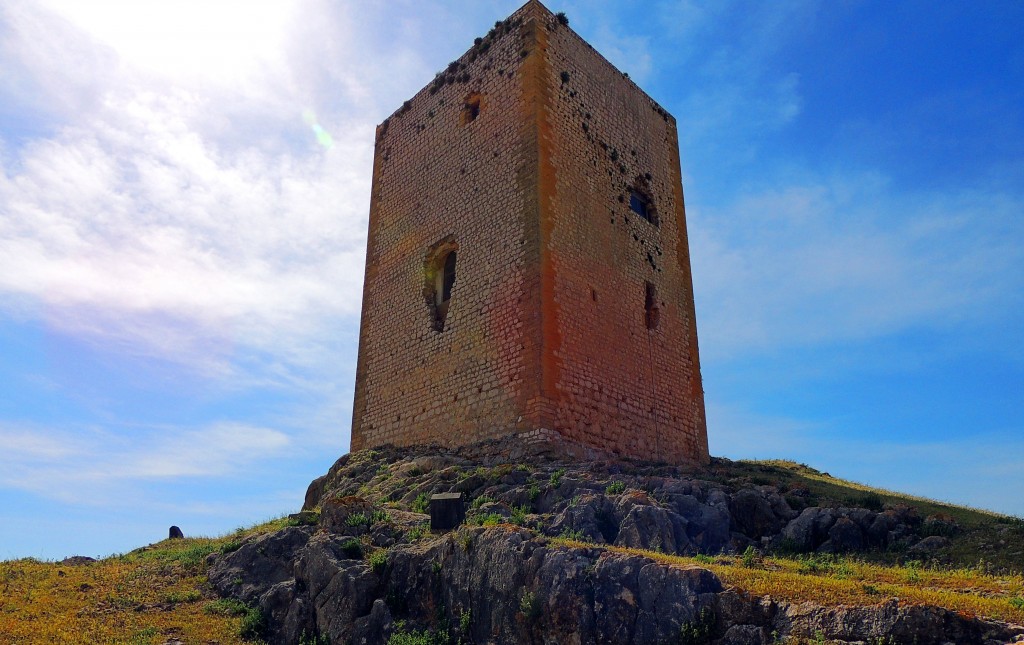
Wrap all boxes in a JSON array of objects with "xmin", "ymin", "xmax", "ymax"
[
  {"xmin": 910, "ymin": 535, "xmax": 952, "ymax": 553},
  {"xmin": 211, "ymin": 444, "xmax": 1024, "ymax": 644},
  {"xmin": 717, "ymin": 624, "xmax": 769, "ymax": 645},
  {"xmin": 778, "ymin": 598, "xmax": 1020, "ymax": 645},
  {"xmin": 207, "ymin": 526, "xmax": 315, "ymax": 606},
  {"xmin": 822, "ymin": 517, "xmax": 864, "ymax": 552},
  {"xmin": 320, "ymin": 496, "xmax": 375, "ymax": 533},
  {"xmin": 780, "ymin": 507, "xmax": 836, "ymax": 551},
  {"xmin": 730, "ymin": 489, "xmax": 781, "ymax": 540},
  {"xmin": 614, "ymin": 504, "xmax": 690, "ymax": 554},
  {"xmin": 549, "ymin": 493, "xmax": 618, "ymax": 543},
  {"xmin": 168, "ymin": 526, "xmax": 184, "ymax": 539},
  {"xmin": 208, "ymin": 516, "xmax": 1024, "ymax": 645}
]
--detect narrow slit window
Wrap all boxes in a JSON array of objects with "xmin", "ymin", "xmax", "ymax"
[{"xmin": 644, "ymin": 281, "xmax": 660, "ymax": 330}]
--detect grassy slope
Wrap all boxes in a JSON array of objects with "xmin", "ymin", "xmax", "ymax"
[
  {"xmin": 0, "ymin": 518, "xmax": 291, "ymax": 645},
  {"xmin": 1, "ymin": 459, "xmax": 1022, "ymax": 644}
]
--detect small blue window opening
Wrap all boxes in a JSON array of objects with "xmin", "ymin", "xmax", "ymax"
[{"xmin": 629, "ymin": 190, "xmax": 657, "ymax": 225}]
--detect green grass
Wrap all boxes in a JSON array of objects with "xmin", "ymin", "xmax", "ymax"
[
  {"xmin": 605, "ymin": 481, "xmax": 625, "ymax": 495},
  {"xmin": 549, "ymin": 468, "xmax": 566, "ymax": 488},
  {"xmin": 411, "ymin": 493, "xmax": 431, "ymax": 514}
]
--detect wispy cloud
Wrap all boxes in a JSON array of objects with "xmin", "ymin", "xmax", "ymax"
[
  {"xmin": 0, "ymin": 421, "xmax": 291, "ymax": 505},
  {"xmin": 690, "ymin": 175, "xmax": 1024, "ymax": 360}
]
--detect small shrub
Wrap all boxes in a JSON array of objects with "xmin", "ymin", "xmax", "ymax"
[
  {"xmin": 286, "ymin": 511, "xmax": 320, "ymax": 526},
  {"xmin": 412, "ymin": 493, "xmax": 431, "ymax": 514},
  {"xmin": 346, "ymin": 512, "xmax": 370, "ymax": 528},
  {"xmin": 693, "ymin": 553, "xmax": 714, "ymax": 565},
  {"xmin": 549, "ymin": 468, "xmax": 566, "ymax": 488},
  {"xmin": 471, "ymin": 495, "xmax": 494, "ymax": 509},
  {"xmin": 528, "ymin": 483, "xmax": 541, "ymax": 501},
  {"xmin": 559, "ymin": 528, "xmax": 585, "ymax": 541},
  {"xmin": 519, "ymin": 590, "xmax": 542, "ymax": 620},
  {"xmin": 460, "ymin": 608, "xmax": 471, "ymax": 632},
  {"xmin": 473, "ymin": 513, "xmax": 504, "ymax": 527},
  {"xmin": 1009, "ymin": 597, "xmax": 1024, "ymax": 610},
  {"xmin": 741, "ymin": 546, "xmax": 759, "ymax": 568},
  {"xmin": 510, "ymin": 505, "xmax": 529, "ymax": 525},
  {"xmin": 406, "ymin": 523, "xmax": 428, "ymax": 541},
  {"xmin": 341, "ymin": 538, "xmax": 364, "ymax": 559},
  {"xmin": 555, "ymin": 11, "xmax": 569, "ymax": 26},
  {"xmin": 862, "ymin": 583, "xmax": 881, "ymax": 595},
  {"xmin": 605, "ymin": 481, "xmax": 625, "ymax": 495},
  {"xmin": 299, "ymin": 630, "xmax": 330, "ymax": 645},
  {"xmin": 239, "ymin": 605, "xmax": 267, "ymax": 640},
  {"xmin": 368, "ymin": 549, "xmax": 388, "ymax": 573},
  {"xmin": 387, "ymin": 624, "xmax": 444, "ymax": 645},
  {"xmin": 857, "ymin": 492, "xmax": 885, "ymax": 511},
  {"xmin": 678, "ymin": 607, "xmax": 715, "ymax": 645},
  {"xmin": 220, "ymin": 540, "xmax": 243, "ymax": 554},
  {"xmin": 205, "ymin": 598, "xmax": 249, "ymax": 616}
]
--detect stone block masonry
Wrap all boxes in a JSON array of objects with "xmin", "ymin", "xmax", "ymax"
[{"xmin": 350, "ymin": 0, "xmax": 709, "ymax": 465}]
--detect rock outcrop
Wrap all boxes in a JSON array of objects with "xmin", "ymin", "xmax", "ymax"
[{"xmin": 205, "ymin": 442, "xmax": 1024, "ymax": 644}]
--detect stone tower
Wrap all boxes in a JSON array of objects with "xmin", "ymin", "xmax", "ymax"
[{"xmin": 350, "ymin": 0, "xmax": 709, "ymax": 464}]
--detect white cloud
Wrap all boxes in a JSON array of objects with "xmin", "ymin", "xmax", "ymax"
[
  {"xmin": 0, "ymin": 0, "xmax": 381, "ymax": 378},
  {"xmin": 690, "ymin": 175, "xmax": 1024, "ymax": 360},
  {"xmin": 0, "ymin": 421, "xmax": 291, "ymax": 505}
]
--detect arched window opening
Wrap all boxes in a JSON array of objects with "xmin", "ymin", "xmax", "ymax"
[{"xmin": 425, "ymin": 236, "xmax": 458, "ymax": 332}]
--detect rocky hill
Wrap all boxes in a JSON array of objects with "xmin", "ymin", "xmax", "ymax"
[
  {"xmin": 3, "ymin": 439, "xmax": 1023, "ymax": 644},
  {"xmin": 204, "ymin": 439, "xmax": 1024, "ymax": 644}
]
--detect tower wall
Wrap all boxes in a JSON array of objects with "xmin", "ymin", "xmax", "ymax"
[
  {"xmin": 350, "ymin": 7, "xmax": 539, "ymax": 450},
  {"xmin": 537, "ymin": 12, "xmax": 709, "ymax": 462},
  {"xmin": 351, "ymin": 1, "xmax": 708, "ymax": 464}
]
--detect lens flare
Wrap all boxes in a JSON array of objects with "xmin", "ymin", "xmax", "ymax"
[{"xmin": 303, "ymin": 110, "xmax": 334, "ymax": 149}]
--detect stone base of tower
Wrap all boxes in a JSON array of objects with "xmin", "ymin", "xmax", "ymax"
[{"xmin": 354, "ymin": 426, "xmax": 708, "ymax": 469}]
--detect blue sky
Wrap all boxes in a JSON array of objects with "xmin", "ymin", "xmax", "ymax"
[{"xmin": 0, "ymin": 0, "xmax": 1021, "ymax": 559}]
